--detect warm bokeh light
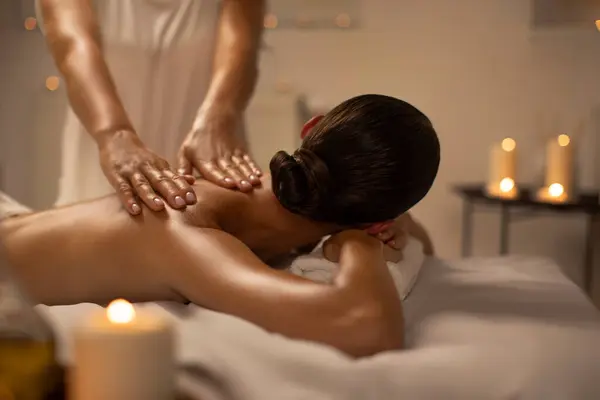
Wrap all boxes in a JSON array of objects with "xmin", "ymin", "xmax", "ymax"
[
  {"xmin": 499, "ymin": 177, "xmax": 515, "ymax": 193},
  {"xmin": 557, "ymin": 134, "xmax": 570, "ymax": 147},
  {"xmin": 335, "ymin": 13, "xmax": 351, "ymax": 28},
  {"xmin": 500, "ymin": 178, "xmax": 515, "ymax": 193},
  {"xmin": 45, "ymin": 76, "xmax": 60, "ymax": 91},
  {"xmin": 106, "ymin": 299, "xmax": 136, "ymax": 324},
  {"xmin": 596, "ymin": 20, "xmax": 600, "ymax": 31},
  {"xmin": 501, "ymin": 138, "xmax": 516, "ymax": 152},
  {"xmin": 264, "ymin": 13, "xmax": 278, "ymax": 29},
  {"xmin": 24, "ymin": 17, "xmax": 37, "ymax": 31},
  {"xmin": 548, "ymin": 183, "xmax": 564, "ymax": 198}
]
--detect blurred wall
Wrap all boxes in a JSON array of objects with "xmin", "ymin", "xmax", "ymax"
[{"xmin": 2, "ymin": 0, "xmax": 600, "ymax": 296}]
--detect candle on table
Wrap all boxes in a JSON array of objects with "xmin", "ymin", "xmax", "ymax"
[
  {"xmin": 537, "ymin": 134, "xmax": 573, "ymax": 203},
  {"xmin": 486, "ymin": 137, "xmax": 518, "ymax": 199},
  {"xmin": 71, "ymin": 299, "xmax": 175, "ymax": 400}
]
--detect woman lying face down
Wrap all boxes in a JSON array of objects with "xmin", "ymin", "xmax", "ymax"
[{"xmin": 1, "ymin": 94, "xmax": 440, "ymax": 357}]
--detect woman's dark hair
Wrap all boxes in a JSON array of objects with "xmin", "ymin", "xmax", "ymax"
[{"xmin": 270, "ymin": 94, "xmax": 440, "ymax": 226}]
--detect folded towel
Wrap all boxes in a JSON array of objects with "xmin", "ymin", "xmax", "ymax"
[{"xmin": 287, "ymin": 238, "xmax": 426, "ymax": 300}]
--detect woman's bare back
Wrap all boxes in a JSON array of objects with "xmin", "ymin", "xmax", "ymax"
[{"xmin": 1, "ymin": 178, "xmax": 329, "ymax": 304}]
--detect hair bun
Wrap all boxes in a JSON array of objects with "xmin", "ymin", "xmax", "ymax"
[{"xmin": 270, "ymin": 149, "xmax": 331, "ymax": 219}]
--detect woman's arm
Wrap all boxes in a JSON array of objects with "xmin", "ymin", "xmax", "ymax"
[
  {"xmin": 168, "ymin": 227, "xmax": 404, "ymax": 357},
  {"xmin": 379, "ymin": 213, "xmax": 435, "ymax": 263}
]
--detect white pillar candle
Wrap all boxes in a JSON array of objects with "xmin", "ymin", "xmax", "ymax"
[
  {"xmin": 537, "ymin": 134, "xmax": 573, "ymax": 203},
  {"xmin": 487, "ymin": 138, "xmax": 518, "ymax": 198},
  {"xmin": 545, "ymin": 134, "xmax": 573, "ymax": 193},
  {"xmin": 71, "ymin": 299, "xmax": 175, "ymax": 400}
]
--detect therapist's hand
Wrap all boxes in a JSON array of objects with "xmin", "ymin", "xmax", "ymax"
[
  {"xmin": 99, "ymin": 131, "xmax": 197, "ymax": 215},
  {"xmin": 177, "ymin": 109, "xmax": 262, "ymax": 192}
]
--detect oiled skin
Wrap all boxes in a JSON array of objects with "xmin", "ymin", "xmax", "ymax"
[{"xmin": 1, "ymin": 177, "xmax": 410, "ymax": 357}]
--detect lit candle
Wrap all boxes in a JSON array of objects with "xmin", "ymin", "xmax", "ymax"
[
  {"xmin": 537, "ymin": 134, "xmax": 572, "ymax": 203},
  {"xmin": 486, "ymin": 138, "xmax": 518, "ymax": 199},
  {"xmin": 71, "ymin": 299, "xmax": 175, "ymax": 400}
]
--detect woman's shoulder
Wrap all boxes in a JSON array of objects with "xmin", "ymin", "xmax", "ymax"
[{"xmin": 175, "ymin": 181, "xmax": 253, "ymax": 230}]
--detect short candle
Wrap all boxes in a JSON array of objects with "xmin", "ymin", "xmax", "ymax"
[{"xmin": 71, "ymin": 299, "xmax": 175, "ymax": 400}]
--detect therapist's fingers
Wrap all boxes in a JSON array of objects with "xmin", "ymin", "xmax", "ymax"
[
  {"xmin": 112, "ymin": 174, "xmax": 141, "ymax": 215},
  {"xmin": 183, "ymin": 175, "xmax": 196, "ymax": 184},
  {"xmin": 141, "ymin": 164, "xmax": 189, "ymax": 209},
  {"xmin": 243, "ymin": 154, "xmax": 262, "ymax": 177},
  {"xmin": 194, "ymin": 160, "xmax": 237, "ymax": 189},
  {"xmin": 130, "ymin": 172, "xmax": 165, "ymax": 211},
  {"xmin": 232, "ymin": 154, "xmax": 260, "ymax": 186},
  {"xmin": 217, "ymin": 158, "xmax": 252, "ymax": 192},
  {"xmin": 162, "ymin": 169, "xmax": 197, "ymax": 205}
]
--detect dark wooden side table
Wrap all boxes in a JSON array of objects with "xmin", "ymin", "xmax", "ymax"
[{"xmin": 453, "ymin": 184, "xmax": 600, "ymax": 294}]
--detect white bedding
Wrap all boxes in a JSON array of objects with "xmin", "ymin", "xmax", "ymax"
[{"xmin": 41, "ymin": 255, "xmax": 600, "ymax": 400}]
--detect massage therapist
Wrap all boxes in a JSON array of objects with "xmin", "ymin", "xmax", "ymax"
[{"xmin": 36, "ymin": 0, "xmax": 265, "ymax": 214}]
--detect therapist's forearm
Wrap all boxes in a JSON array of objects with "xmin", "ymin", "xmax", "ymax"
[
  {"xmin": 39, "ymin": 0, "xmax": 134, "ymax": 145},
  {"xmin": 198, "ymin": 0, "xmax": 265, "ymax": 115}
]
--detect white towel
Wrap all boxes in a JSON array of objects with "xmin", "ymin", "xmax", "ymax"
[{"xmin": 288, "ymin": 238, "xmax": 426, "ymax": 300}]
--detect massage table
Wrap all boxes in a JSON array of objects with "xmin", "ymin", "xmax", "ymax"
[{"xmin": 41, "ymin": 251, "xmax": 600, "ymax": 399}]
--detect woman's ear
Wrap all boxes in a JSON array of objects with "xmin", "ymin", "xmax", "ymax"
[
  {"xmin": 365, "ymin": 220, "xmax": 394, "ymax": 235},
  {"xmin": 301, "ymin": 115, "xmax": 324, "ymax": 139}
]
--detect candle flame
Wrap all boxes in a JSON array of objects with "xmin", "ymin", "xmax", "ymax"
[
  {"xmin": 548, "ymin": 183, "xmax": 564, "ymax": 198},
  {"xmin": 107, "ymin": 299, "xmax": 136, "ymax": 324},
  {"xmin": 557, "ymin": 134, "xmax": 570, "ymax": 147},
  {"xmin": 499, "ymin": 177, "xmax": 515, "ymax": 193},
  {"xmin": 501, "ymin": 138, "xmax": 516, "ymax": 152}
]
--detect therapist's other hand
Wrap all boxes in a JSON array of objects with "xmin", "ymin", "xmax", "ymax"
[
  {"xmin": 177, "ymin": 110, "xmax": 262, "ymax": 192},
  {"xmin": 323, "ymin": 230, "xmax": 382, "ymax": 263},
  {"xmin": 99, "ymin": 131, "xmax": 197, "ymax": 215}
]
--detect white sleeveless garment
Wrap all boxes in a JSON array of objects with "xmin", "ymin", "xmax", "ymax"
[{"xmin": 37, "ymin": 0, "xmax": 222, "ymax": 205}]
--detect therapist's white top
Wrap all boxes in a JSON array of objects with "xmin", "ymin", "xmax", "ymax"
[{"xmin": 37, "ymin": 0, "xmax": 221, "ymax": 205}]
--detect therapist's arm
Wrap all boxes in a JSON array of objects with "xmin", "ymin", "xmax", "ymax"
[
  {"xmin": 171, "ymin": 228, "xmax": 403, "ymax": 357},
  {"xmin": 38, "ymin": 0, "xmax": 196, "ymax": 214},
  {"xmin": 39, "ymin": 0, "xmax": 132, "ymax": 143},
  {"xmin": 178, "ymin": 0, "xmax": 266, "ymax": 190},
  {"xmin": 199, "ymin": 0, "xmax": 265, "ymax": 117}
]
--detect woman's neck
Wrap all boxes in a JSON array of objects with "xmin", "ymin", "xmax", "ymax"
[{"xmin": 214, "ymin": 177, "xmax": 335, "ymax": 261}]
